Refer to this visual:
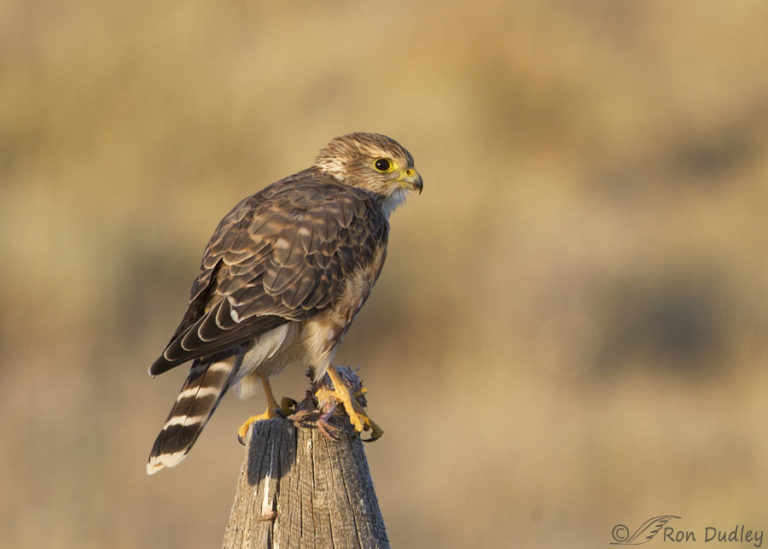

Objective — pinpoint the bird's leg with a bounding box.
[237,374,283,443]
[325,366,384,441]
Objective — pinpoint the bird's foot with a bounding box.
[356,407,384,442]
[321,366,384,441]
[238,375,297,444]
[237,405,282,445]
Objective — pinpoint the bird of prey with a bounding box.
[146,132,423,474]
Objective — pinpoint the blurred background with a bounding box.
[2,1,768,547]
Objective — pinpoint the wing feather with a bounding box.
[149,169,388,376]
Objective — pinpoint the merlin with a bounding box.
[147,133,423,474]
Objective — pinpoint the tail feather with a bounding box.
[147,354,240,474]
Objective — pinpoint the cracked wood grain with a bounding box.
[221,416,389,549]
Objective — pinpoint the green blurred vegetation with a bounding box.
[2,1,768,547]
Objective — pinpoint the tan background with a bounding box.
[2,1,768,547]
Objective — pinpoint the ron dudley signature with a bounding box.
[611,516,764,547]
[665,524,763,547]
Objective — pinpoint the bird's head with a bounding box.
[314,133,423,215]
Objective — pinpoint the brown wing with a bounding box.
[149,169,388,375]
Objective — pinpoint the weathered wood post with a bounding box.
[222,369,390,549]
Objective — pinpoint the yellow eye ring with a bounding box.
[374,158,392,172]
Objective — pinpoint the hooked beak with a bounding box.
[397,168,423,195]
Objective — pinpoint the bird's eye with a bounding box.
[374,158,391,172]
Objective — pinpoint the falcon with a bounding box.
[146,132,423,474]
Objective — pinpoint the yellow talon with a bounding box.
[237,408,277,442]
[326,366,364,431]
[326,367,383,440]
[237,373,282,444]
[365,419,384,442]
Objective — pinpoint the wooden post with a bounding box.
[222,370,390,549]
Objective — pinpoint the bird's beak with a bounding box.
[397,168,423,195]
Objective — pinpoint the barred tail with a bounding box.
[147,354,239,475]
